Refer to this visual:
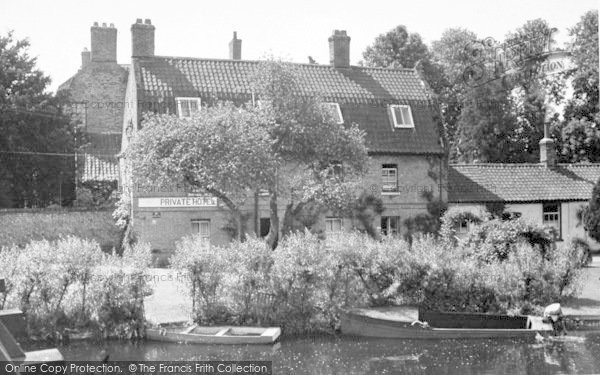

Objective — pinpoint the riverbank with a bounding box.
[143,256,600,328]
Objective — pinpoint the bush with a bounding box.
[0,237,151,340]
[169,227,583,335]
[567,237,593,267]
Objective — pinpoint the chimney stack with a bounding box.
[328,30,350,68]
[90,22,117,62]
[131,18,155,57]
[229,31,242,60]
[539,123,557,167]
[81,48,91,68]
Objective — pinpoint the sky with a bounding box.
[1,0,597,93]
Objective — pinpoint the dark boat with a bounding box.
[341,306,554,339]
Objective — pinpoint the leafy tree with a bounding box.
[455,80,520,163]
[503,19,565,163]
[0,32,78,207]
[431,28,479,160]
[251,61,370,248]
[126,61,370,247]
[559,10,600,162]
[362,25,430,69]
[124,103,277,241]
[582,177,600,243]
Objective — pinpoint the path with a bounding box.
[563,255,600,316]
[143,268,193,326]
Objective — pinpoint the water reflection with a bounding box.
[58,333,600,375]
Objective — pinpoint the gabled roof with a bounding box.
[449,163,600,203]
[132,56,443,154]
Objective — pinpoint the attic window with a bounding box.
[323,103,344,124]
[390,105,414,128]
[176,97,201,118]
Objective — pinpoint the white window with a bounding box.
[191,219,210,241]
[543,203,561,238]
[381,216,400,236]
[176,97,201,118]
[323,103,344,124]
[382,164,398,192]
[325,217,343,233]
[390,105,414,128]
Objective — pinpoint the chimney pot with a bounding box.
[329,29,351,68]
[131,19,155,57]
[93,22,99,27]
[229,31,242,60]
[144,19,151,25]
[110,23,115,28]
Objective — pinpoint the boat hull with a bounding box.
[146,326,281,345]
[341,307,553,339]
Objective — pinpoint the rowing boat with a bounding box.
[340,306,554,339]
[146,325,281,345]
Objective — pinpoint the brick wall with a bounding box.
[63,62,128,136]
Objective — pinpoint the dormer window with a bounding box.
[390,105,414,128]
[176,97,201,119]
[323,103,344,124]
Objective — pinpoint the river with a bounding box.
[57,334,600,374]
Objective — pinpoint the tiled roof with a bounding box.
[449,163,600,203]
[133,57,443,154]
[81,154,119,182]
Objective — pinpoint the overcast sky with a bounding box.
[1,0,597,93]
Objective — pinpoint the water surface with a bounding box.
[58,334,600,374]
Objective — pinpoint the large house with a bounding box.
[448,128,600,249]
[118,19,446,254]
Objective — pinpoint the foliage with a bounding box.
[171,228,582,334]
[558,10,600,162]
[250,60,370,246]
[362,25,430,69]
[439,206,491,242]
[0,237,151,339]
[583,177,600,242]
[74,180,119,209]
[566,237,593,268]
[124,103,277,241]
[0,31,81,208]
[455,217,557,262]
[0,210,121,251]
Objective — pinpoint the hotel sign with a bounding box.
[138,196,217,208]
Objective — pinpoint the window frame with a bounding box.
[381,164,398,193]
[191,219,211,241]
[381,216,400,236]
[325,217,343,234]
[390,104,415,128]
[176,97,202,119]
[323,102,344,124]
[542,202,561,239]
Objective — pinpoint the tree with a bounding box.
[251,60,370,248]
[125,61,370,247]
[503,19,565,163]
[431,28,479,160]
[362,25,430,69]
[124,103,277,241]
[582,177,600,243]
[0,32,78,207]
[559,10,600,162]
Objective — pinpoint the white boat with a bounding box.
[146,325,281,345]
